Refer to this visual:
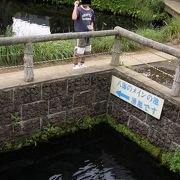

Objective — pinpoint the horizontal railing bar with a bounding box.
[1,26,180,95]
[115,26,180,58]
[0,30,118,46]
[1,27,180,58]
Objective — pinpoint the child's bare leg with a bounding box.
[80,56,85,64]
[73,55,79,65]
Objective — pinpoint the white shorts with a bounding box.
[74,38,92,56]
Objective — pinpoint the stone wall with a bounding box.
[0,66,180,151]
[0,70,112,147]
[109,67,180,151]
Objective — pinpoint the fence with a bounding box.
[0,26,180,96]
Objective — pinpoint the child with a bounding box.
[72,0,95,69]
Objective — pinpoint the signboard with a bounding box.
[110,76,164,119]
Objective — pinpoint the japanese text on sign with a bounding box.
[110,76,164,119]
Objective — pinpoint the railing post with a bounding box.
[111,34,121,66]
[171,58,180,96]
[24,42,34,82]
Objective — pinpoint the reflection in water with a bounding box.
[12,17,50,36]
[0,0,150,36]
[71,152,135,180]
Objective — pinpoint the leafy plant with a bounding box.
[10,112,21,131]
[48,0,167,22]
[163,18,180,42]
[170,149,180,173]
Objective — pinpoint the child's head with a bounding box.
[81,0,91,5]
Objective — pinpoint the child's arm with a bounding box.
[88,10,95,31]
[72,1,79,20]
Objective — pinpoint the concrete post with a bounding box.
[111,34,121,66]
[24,42,34,82]
[171,58,180,96]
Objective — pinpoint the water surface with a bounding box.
[0,124,178,180]
[0,0,150,36]
[132,61,176,88]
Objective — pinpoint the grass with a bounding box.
[33,40,74,63]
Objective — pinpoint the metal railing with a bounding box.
[0,26,180,96]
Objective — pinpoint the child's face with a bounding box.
[82,4,90,8]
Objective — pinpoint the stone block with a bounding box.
[168,123,180,145]
[161,100,179,123]
[49,97,64,114]
[0,123,24,146]
[0,105,21,126]
[92,101,107,116]
[95,89,109,102]
[22,101,48,120]
[68,75,91,94]
[91,71,112,90]
[147,115,173,133]
[44,111,66,127]
[129,116,149,137]
[111,102,129,125]
[66,106,90,124]
[148,128,171,150]
[94,73,111,102]
[49,95,73,114]
[0,89,13,107]
[91,75,97,90]
[169,142,180,151]
[96,72,112,89]
[14,85,41,104]
[10,123,24,143]
[0,125,12,143]
[109,95,136,115]
[131,106,146,121]
[42,79,67,100]
[107,101,112,114]
[21,118,41,135]
[73,90,94,107]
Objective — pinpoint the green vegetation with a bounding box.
[163,18,180,42]
[33,40,74,63]
[36,0,166,22]
[0,26,24,66]
[170,150,180,173]
[1,17,180,66]
[93,0,166,22]
[2,116,105,152]
[2,114,180,173]
[10,112,21,132]
[0,45,23,66]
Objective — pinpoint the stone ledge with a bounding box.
[114,66,180,104]
[0,64,113,90]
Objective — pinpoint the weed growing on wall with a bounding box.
[170,149,180,173]
[10,112,21,132]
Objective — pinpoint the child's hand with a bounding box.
[87,25,94,31]
[74,1,79,7]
